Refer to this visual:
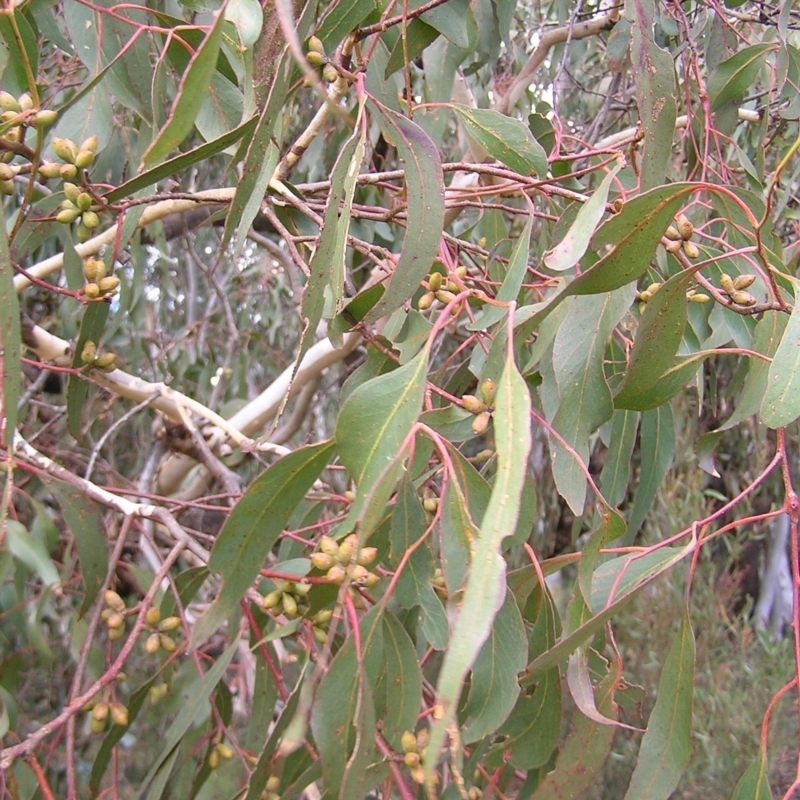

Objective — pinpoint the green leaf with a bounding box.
[310,606,383,798]
[423,0,473,48]
[760,280,800,428]
[395,542,449,650]
[317,0,377,50]
[300,101,367,360]
[719,312,786,430]
[337,346,429,535]
[385,19,440,78]
[623,404,675,544]
[461,591,528,742]
[191,440,335,648]
[614,270,691,408]
[624,609,695,799]
[0,9,37,92]
[627,0,678,190]
[140,9,226,169]
[600,409,640,507]
[136,640,238,799]
[6,520,61,589]
[708,44,775,111]
[378,613,422,749]
[48,483,108,616]
[529,657,620,798]
[468,214,532,330]
[0,201,19,448]
[550,289,632,514]
[427,334,531,780]
[450,104,547,177]
[544,160,622,271]
[363,101,444,323]
[487,587,562,771]
[731,752,771,800]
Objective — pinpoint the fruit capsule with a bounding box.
[733,274,756,290]
[461,394,487,415]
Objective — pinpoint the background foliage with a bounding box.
[2,0,800,798]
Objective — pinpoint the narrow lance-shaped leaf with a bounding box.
[708,44,775,111]
[140,9,226,169]
[760,277,800,428]
[363,101,444,323]
[0,200,19,448]
[731,751,772,800]
[426,325,532,782]
[449,104,547,177]
[623,608,695,800]
[191,440,335,648]
[614,269,691,408]
[627,0,677,190]
[551,289,632,515]
[544,159,623,271]
[300,99,367,361]
[336,345,429,536]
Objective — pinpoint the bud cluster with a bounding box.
[142,605,182,656]
[309,533,380,588]
[80,339,117,373]
[462,377,496,436]
[418,266,469,313]
[305,36,338,84]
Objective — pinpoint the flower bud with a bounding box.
[719,273,735,295]
[63,182,82,203]
[311,552,335,571]
[52,136,78,163]
[733,274,756,290]
[81,210,100,229]
[0,91,19,112]
[422,497,438,513]
[462,394,487,415]
[77,192,93,212]
[81,339,97,363]
[472,410,491,436]
[80,135,99,153]
[145,632,161,654]
[98,275,120,294]
[145,607,161,626]
[326,564,346,584]
[60,163,78,179]
[401,731,418,753]
[307,35,325,55]
[479,378,496,407]
[357,547,377,566]
[281,592,298,616]
[337,534,359,563]
[94,353,117,370]
[417,291,434,310]
[38,162,61,179]
[109,702,129,727]
[92,701,109,722]
[75,150,94,169]
[263,588,283,609]
[83,282,101,299]
[676,213,694,240]
[159,634,177,653]
[57,207,81,224]
[682,241,699,259]
[104,590,125,611]
[428,272,443,292]
[320,535,339,556]
[731,290,756,307]
[158,616,181,632]
[17,93,33,112]
[34,109,57,128]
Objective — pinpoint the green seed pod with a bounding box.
[310,552,335,571]
[479,378,496,407]
[733,274,756,290]
[422,497,438,513]
[98,275,120,294]
[158,616,181,632]
[0,91,20,112]
[320,535,339,557]
[145,607,161,626]
[472,410,491,436]
[281,592,298,616]
[63,182,81,203]
[107,611,125,629]
[337,534,359,563]
[346,563,370,583]
[104,589,125,611]
[60,163,78,180]
[77,192,93,212]
[159,634,177,653]
[731,290,757,306]
[312,625,329,644]
[38,162,62,179]
[676,213,694,241]
[461,394,487,415]
[81,210,100,229]
[94,353,117,370]
[293,581,311,596]
[306,50,327,67]
[57,207,81,224]
[263,588,283,609]
[357,547,377,566]
[428,271,443,292]
[90,716,107,734]
[689,292,711,303]
[217,742,234,759]
[52,136,78,163]
[307,35,325,55]
[74,149,94,169]
[110,703,129,727]
[326,564,346,584]
[682,240,700,259]
[417,291,435,310]
[313,608,333,624]
[34,109,58,128]
[719,273,735,295]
